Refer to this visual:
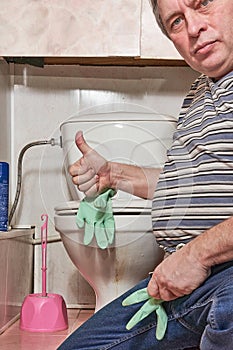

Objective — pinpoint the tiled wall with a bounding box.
[0,0,140,56]
[0,0,180,59]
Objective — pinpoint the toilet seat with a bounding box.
[55,197,156,251]
[55,198,152,216]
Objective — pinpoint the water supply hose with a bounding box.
[9,138,61,225]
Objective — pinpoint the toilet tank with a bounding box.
[60,111,177,201]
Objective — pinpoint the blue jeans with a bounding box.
[58,261,233,350]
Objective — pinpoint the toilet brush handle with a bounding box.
[41,214,48,297]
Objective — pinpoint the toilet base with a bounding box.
[60,232,164,311]
[93,278,149,312]
[55,212,165,312]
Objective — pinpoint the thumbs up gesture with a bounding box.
[69,131,112,197]
[69,131,116,248]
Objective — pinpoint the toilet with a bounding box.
[54,111,176,311]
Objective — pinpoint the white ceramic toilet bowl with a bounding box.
[55,111,176,311]
[54,199,164,311]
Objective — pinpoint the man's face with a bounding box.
[158,0,233,79]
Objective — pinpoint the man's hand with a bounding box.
[147,242,211,301]
[69,131,112,197]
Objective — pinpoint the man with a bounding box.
[58,0,233,348]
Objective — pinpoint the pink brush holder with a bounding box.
[20,293,68,332]
[20,214,68,332]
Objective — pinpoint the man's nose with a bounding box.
[186,11,208,37]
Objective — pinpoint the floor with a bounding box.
[0,308,94,350]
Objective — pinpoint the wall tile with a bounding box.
[0,0,140,56]
[141,0,181,59]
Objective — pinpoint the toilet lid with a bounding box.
[55,198,152,215]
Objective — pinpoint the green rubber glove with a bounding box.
[76,189,116,249]
[122,288,168,340]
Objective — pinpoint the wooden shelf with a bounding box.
[44,56,187,67]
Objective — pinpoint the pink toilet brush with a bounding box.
[41,213,48,298]
[20,214,68,332]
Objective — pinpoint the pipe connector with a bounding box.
[50,136,62,148]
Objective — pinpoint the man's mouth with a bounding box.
[193,40,217,55]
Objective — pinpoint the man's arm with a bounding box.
[108,161,161,200]
[69,131,161,199]
[148,216,233,301]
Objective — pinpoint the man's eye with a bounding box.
[172,17,182,27]
[201,0,213,6]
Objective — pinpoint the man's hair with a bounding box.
[149,0,170,38]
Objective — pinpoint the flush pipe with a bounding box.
[9,137,62,225]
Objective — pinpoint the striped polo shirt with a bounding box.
[152,71,233,253]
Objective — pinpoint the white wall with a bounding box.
[10,64,199,306]
[0,60,11,163]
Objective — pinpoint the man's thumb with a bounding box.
[75,131,92,155]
